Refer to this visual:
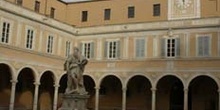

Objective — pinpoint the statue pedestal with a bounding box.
[59,94,90,110]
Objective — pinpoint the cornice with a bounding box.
[76,17,220,36]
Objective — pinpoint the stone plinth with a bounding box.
[59,94,90,110]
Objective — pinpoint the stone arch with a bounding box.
[126,74,152,110]
[186,73,220,89]
[125,73,153,89]
[16,66,38,82]
[0,62,16,108]
[99,74,123,109]
[187,74,219,110]
[38,70,56,110]
[83,75,96,110]
[38,69,57,84]
[154,73,185,89]
[98,73,123,88]
[156,75,185,110]
[15,67,36,109]
[0,62,16,81]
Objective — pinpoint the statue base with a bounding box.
[59,94,90,110]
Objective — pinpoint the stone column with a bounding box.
[151,88,157,110]
[218,89,220,110]
[95,87,100,110]
[184,88,188,110]
[9,80,17,110]
[53,84,59,110]
[122,88,127,110]
[33,82,40,110]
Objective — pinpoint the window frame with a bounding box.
[50,7,55,18]
[34,1,40,13]
[134,37,146,58]
[25,26,35,50]
[196,34,212,57]
[105,39,120,60]
[81,11,88,22]
[81,41,94,59]
[104,8,111,20]
[0,18,13,44]
[16,0,23,6]
[65,41,71,57]
[128,6,135,18]
[153,4,161,16]
[161,36,180,58]
[47,35,54,54]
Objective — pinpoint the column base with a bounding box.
[58,94,90,110]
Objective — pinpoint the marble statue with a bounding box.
[64,47,88,95]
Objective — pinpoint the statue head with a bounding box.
[73,47,80,58]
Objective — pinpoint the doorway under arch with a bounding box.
[188,76,218,110]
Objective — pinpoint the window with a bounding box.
[197,35,211,57]
[1,21,10,44]
[105,40,120,59]
[35,1,40,12]
[82,11,88,22]
[81,42,94,59]
[153,4,161,16]
[50,7,55,18]
[128,6,135,18]
[65,41,71,57]
[161,37,180,58]
[26,29,34,49]
[135,38,146,58]
[47,35,53,53]
[104,9,111,20]
[16,0,23,5]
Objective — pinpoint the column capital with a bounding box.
[95,87,100,90]
[10,80,17,83]
[151,88,157,91]
[34,82,40,86]
[54,84,60,88]
[122,87,127,91]
[184,88,188,92]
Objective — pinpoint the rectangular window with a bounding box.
[26,29,34,49]
[65,41,71,57]
[82,11,88,22]
[81,42,94,59]
[47,35,53,53]
[16,0,23,5]
[161,38,180,58]
[128,6,135,18]
[105,40,120,59]
[35,1,40,12]
[153,4,161,16]
[104,9,111,20]
[197,36,211,57]
[1,21,10,44]
[135,38,146,58]
[50,7,55,18]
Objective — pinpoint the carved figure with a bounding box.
[64,47,88,94]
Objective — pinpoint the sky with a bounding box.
[61,0,91,2]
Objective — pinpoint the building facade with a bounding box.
[0,0,220,110]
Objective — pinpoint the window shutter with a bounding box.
[117,41,120,58]
[90,42,94,58]
[104,41,108,58]
[204,36,210,56]
[161,38,166,57]
[175,38,180,57]
[135,39,140,57]
[197,37,203,56]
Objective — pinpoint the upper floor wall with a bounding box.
[4,0,220,27]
